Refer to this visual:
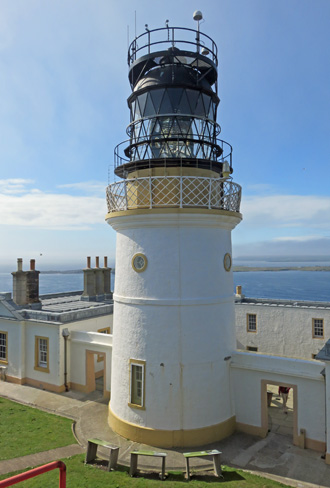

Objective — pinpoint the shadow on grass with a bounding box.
[86,460,246,484]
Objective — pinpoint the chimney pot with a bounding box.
[30,259,36,271]
[95,256,99,268]
[236,285,242,295]
[87,256,91,269]
[104,256,108,268]
[17,258,23,272]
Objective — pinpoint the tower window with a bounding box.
[129,360,145,408]
[313,319,324,338]
[247,314,257,332]
[0,332,8,364]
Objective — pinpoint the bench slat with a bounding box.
[184,449,221,458]
[88,438,116,449]
[131,450,166,457]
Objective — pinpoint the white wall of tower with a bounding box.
[109,211,241,433]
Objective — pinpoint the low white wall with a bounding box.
[67,315,113,333]
[235,302,330,359]
[231,351,326,444]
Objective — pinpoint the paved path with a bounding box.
[0,381,328,487]
[0,445,84,476]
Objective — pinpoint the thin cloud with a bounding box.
[241,194,330,229]
[57,181,106,195]
[0,178,34,194]
[0,187,106,230]
[274,235,324,242]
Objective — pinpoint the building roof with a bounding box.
[0,291,113,324]
[235,296,330,310]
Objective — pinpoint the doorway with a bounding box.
[86,350,107,397]
[261,380,298,445]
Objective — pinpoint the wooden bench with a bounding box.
[183,449,222,480]
[85,438,119,471]
[130,450,167,481]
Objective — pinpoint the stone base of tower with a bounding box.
[108,405,236,448]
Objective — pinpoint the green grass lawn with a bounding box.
[0,454,288,487]
[0,397,76,460]
[0,397,288,487]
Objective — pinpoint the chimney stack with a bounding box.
[81,255,112,301]
[235,285,244,299]
[12,258,40,306]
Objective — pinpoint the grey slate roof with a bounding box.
[0,291,113,324]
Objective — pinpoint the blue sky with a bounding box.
[1,0,330,270]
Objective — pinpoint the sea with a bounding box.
[1,258,330,302]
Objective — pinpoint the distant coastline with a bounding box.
[233,266,330,272]
[40,269,114,275]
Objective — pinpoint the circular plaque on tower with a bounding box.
[132,253,148,273]
[223,252,232,272]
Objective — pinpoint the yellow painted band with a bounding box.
[106,207,243,221]
[108,405,236,448]
[128,167,220,178]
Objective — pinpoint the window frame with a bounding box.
[0,331,8,365]
[128,359,146,410]
[313,318,324,339]
[34,336,50,373]
[246,313,257,333]
[246,346,258,352]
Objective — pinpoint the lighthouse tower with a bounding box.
[106,14,242,448]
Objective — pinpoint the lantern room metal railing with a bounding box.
[128,26,218,92]
[114,138,233,177]
[128,26,218,67]
[106,176,241,214]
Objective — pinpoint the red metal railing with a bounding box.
[0,460,66,487]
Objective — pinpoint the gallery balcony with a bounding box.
[106,175,241,214]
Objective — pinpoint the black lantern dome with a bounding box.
[114,23,233,179]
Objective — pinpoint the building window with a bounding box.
[313,319,324,338]
[97,327,111,361]
[129,359,145,408]
[34,337,49,372]
[247,314,257,332]
[0,332,8,364]
[247,346,258,352]
[98,327,111,334]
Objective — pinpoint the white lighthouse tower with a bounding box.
[106,14,242,447]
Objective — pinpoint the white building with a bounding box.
[0,257,113,396]
[235,290,330,359]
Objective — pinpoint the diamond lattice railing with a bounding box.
[106,176,241,213]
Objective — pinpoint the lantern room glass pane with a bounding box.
[178,90,191,115]
[135,97,142,119]
[150,89,164,114]
[130,100,136,122]
[159,90,172,114]
[202,94,212,117]
[195,94,205,117]
[138,92,147,117]
[186,89,199,114]
[168,88,183,113]
[144,92,156,117]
